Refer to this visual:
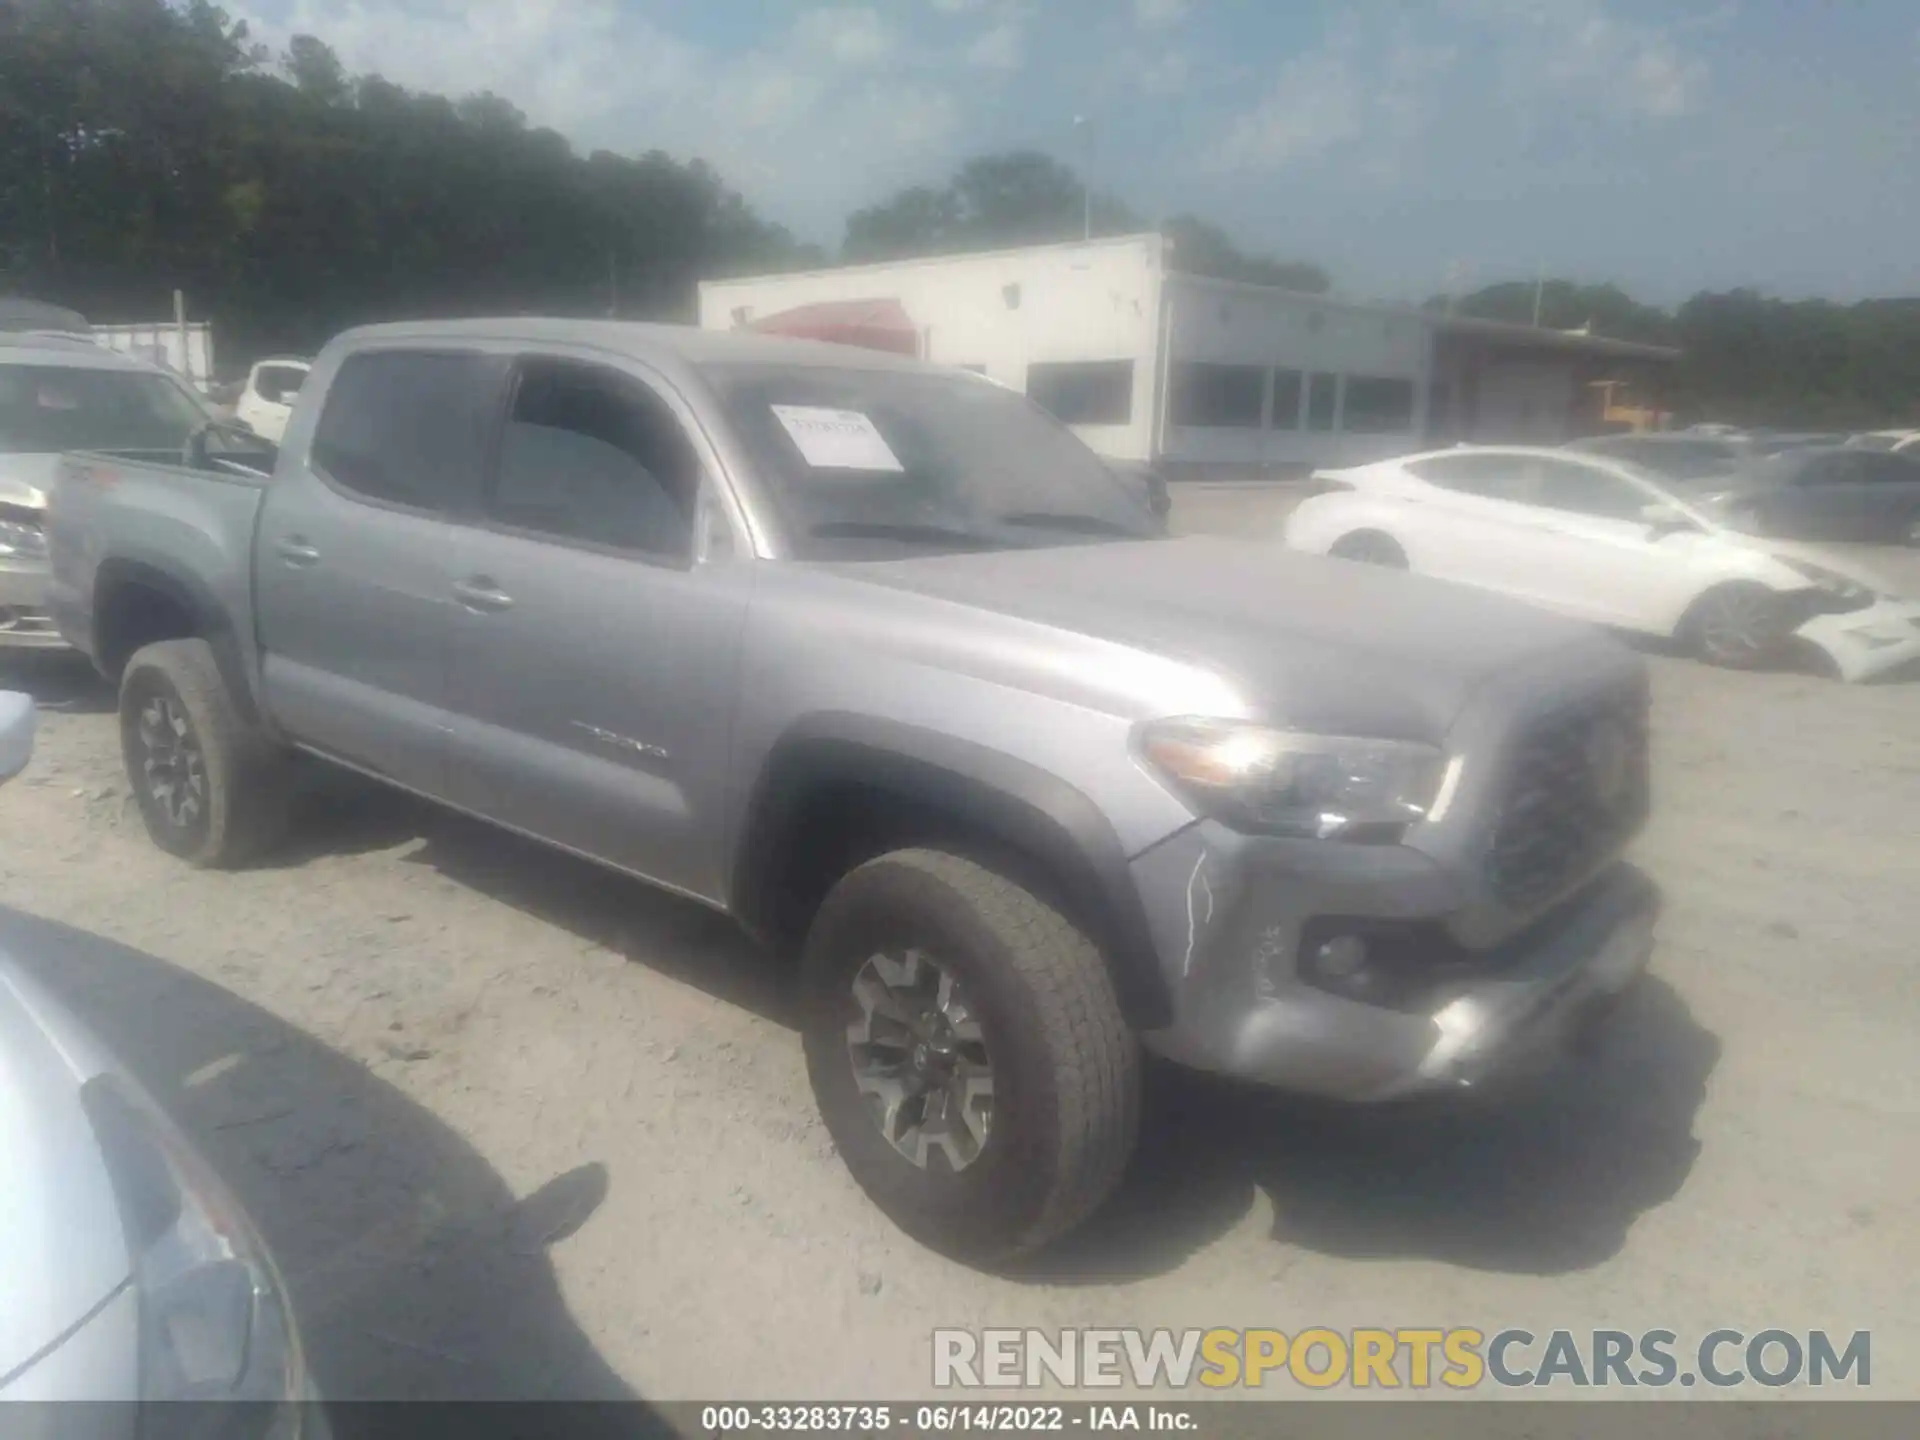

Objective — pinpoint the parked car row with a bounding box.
[1287,442,1920,681]
[1569,430,1920,545]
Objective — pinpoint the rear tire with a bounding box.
[1683,582,1792,669]
[800,848,1140,1264]
[119,638,290,867]
[1329,530,1408,568]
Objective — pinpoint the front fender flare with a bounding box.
[732,713,1173,1030]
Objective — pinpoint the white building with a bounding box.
[697,234,1677,476]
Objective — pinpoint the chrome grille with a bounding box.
[1487,683,1650,911]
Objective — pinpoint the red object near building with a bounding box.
[747,298,920,357]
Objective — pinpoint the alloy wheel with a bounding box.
[135,693,206,829]
[846,948,995,1172]
[1696,588,1778,664]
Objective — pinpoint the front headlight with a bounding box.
[79,1074,306,1414]
[1780,557,1874,603]
[0,516,47,559]
[1136,717,1447,839]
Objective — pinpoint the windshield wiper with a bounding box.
[996,511,1142,536]
[807,519,997,548]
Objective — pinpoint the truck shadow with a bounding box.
[1024,974,1720,1283]
[263,766,795,1027]
[0,646,116,714]
[0,904,659,1409]
[242,773,1721,1285]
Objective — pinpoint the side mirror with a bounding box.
[0,691,36,783]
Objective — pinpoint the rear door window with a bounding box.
[1530,457,1652,519]
[309,350,503,514]
[1406,452,1535,501]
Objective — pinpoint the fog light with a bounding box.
[1306,934,1376,998]
[1314,934,1368,977]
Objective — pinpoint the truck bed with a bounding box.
[46,451,268,669]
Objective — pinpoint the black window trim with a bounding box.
[305,345,511,525]
[1024,358,1136,427]
[1339,374,1418,435]
[1167,359,1267,431]
[1268,367,1304,432]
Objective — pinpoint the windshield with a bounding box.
[0,362,208,455]
[702,362,1153,555]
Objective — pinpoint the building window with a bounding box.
[1026,360,1133,425]
[1305,372,1337,432]
[1270,368,1303,430]
[1342,376,1416,433]
[1169,361,1264,429]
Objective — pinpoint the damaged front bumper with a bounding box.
[1128,822,1658,1102]
[0,556,64,648]
[1795,596,1920,682]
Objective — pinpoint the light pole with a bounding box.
[1072,114,1092,240]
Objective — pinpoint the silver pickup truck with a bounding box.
[47,319,1657,1261]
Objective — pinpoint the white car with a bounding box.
[0,691,317,1417]
[1849,428,1920,456]
[1284,445,1920,681]
[2,333,214,648]
[233,357,310,444]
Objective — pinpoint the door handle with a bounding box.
[275,537,321,566]
[453,578,514,613]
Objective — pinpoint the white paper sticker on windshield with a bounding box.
[770,405,904,472]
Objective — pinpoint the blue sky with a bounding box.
[239,0,1920,305]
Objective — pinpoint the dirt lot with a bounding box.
[2,491,1917,1404]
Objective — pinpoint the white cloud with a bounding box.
[1134,0,1191,29]
[236,1,958,241]
[928,0,985,12]
[792,7,896,67]
[1211,45,1365,172]
[1211,1,1706,175]
[240,0,701,137]
[966,20,1024,72]
[1123,49,1192,96]
[1445,0,1705,118]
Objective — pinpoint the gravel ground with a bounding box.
[1,498,1916,1407]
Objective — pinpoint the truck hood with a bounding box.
[0,960,134,1386]
[833,537,1622,738]
[0,453,58,510]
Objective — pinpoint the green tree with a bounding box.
[841,150,1141,261]
[1432,279,1673,345]
[1160,213,1328,293]
[0,0,812,362]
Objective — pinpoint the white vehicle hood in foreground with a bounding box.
[0,961,133,1386]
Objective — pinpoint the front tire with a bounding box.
[1683,582,1793,669]
[119,638,290,867]
[800,849,1140,1264]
